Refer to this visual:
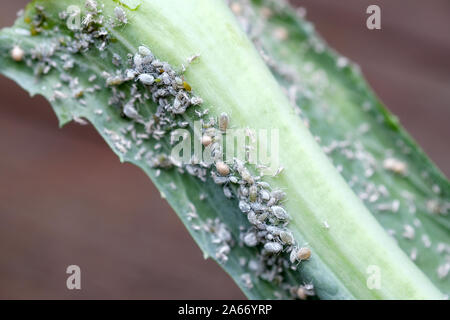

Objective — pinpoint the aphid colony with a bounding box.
[230,0,450,288]
[12,0,313,299]
[197,113,312,295]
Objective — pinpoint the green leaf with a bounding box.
[0,0,446,299]
[242,0,450,294]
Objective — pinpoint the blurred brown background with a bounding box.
[0,0,449,299]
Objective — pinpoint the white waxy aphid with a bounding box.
[219,112,229,132]
[11,45,24,62]
[138,73,155,85]
[402,224,415,240]
[279,231,294,245]
[216,161,230,176]
[264,242,282,254]
[383,158,407,175]
[271,189,286,201]
[187,54,200,64]
[290,247,298,264]
[114,6,127,24]
[243,233,258,247]
[257,212,268,222]
[271,206,288,220]
[266,226,282,236]
[247,211,258,225]
[421,234,432,248]
[191,96,203,105]
[437,263,450,279]
[240,273,253,289]
[259,190,270,202]
[123,103,140,120]
[229,176,238,184]
[238,200,251,213]
[223,186,232,199]
[85,0,97,11]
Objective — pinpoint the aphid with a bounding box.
[216,161,230,176]
[223,186,232,199]
[257,212,268,222]
[383,158,407,175]
[259,189,270,202]
[257,181,270,189]
[249,185,258,202]
[296,247,311,261]
[297,284,315,300]
[187,54,200,64]
[271,189,286,201]
[437,262,450,279]
[112,53,122,66]
[266,226,282,236]
[85,0,97,11]
[138,73,155,85]
[243,233,258,247]
[264,242,283,254]
[271,206,289,220]
[240,186,249,197]
[247,211,258,225]
[250,202,265,213]
[229,176,238,184]
[123,102,140,120]
[289,247,298,264]
[52,90,67,100]
[191,96,203,105]
[421,234,431,248]
[114,6,128,24]
[239,200,251,213]
[201,135,212,146]
[11,45,24,62]
[240,273,253,289]
[72,116,88,125]
[106,75,123,86]
[279,231,294,245]
[402,224,415,240]
[219,112,229,132]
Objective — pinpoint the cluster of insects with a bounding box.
[9,0,315,300]
[229,0,450,288]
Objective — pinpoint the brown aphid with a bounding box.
[216,161,230,176]
[11,45,24,62]
[219,112,229,132]
[297,287,308,300]
[202,135,212,147]
[297,247,311,261]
